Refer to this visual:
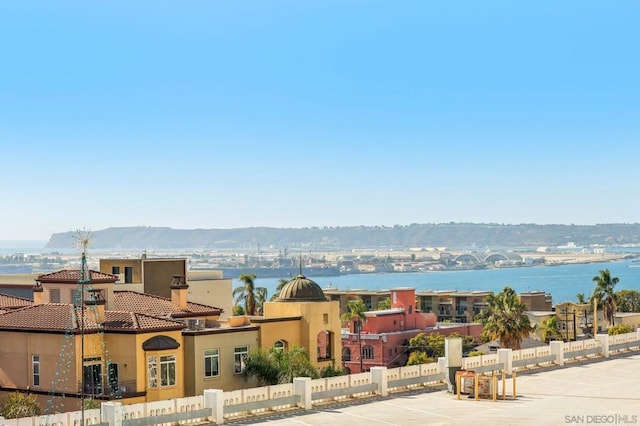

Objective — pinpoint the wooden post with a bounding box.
[456,372,461,400]
[593,297,598,336]
[492,371,497,402]
[474,373,479,401]
[512,371,517,399]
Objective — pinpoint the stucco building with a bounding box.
[340,288,482,373]
[0,270,222,413]
[253,273,342,371]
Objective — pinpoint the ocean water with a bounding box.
[244,258,640,305]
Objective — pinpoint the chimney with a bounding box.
[84,289,106,324]
[32,281,44,305]
[170,275,189,310]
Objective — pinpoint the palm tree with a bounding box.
[591,269,619,327]
[376,297,391,310]
[340,299,367,325]
[233,273,267,316]
[243,346,317,385]
[255,287,268,315]
[270,278,290,301]
[537,317,563,342]
[479,286,532,350]
[576,293,587,304]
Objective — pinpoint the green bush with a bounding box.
[608,324,633,335]
[0,392,41,419]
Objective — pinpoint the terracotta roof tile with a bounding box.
[103,311,184,331]
[0,304,101,332]
[0,293,33,310]
[37,269,118,284]
[0,305,184,332]
[113,290,222,318]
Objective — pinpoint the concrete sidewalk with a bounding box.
[226,353,640,426]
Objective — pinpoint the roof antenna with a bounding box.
[299,253,303,275]
[73,228,91,426]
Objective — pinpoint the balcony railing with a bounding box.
[78,380,137,399]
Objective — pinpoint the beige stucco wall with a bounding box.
[186,271,233,320]
[0,273,39,284]
[256,319,302,350]
[183,327,259,395]
[136,329,185,402]
[262,300,342,370]
[615,314,640,330]
[0,331,75,392]
[100,259,144,283]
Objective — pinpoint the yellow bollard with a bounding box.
[513,371,517,399]
[502,370,506,400]
[456,373,461,400]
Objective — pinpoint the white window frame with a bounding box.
[160,355,176,387]
[204,349,220,378]
[147,356,158,388]
[234,346,248,375]
[32,355,40,387]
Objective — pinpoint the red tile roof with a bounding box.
[113,290,223,318]
[37,270,118,284]
[0,304,101,332]
[0,304,184,332]
[103,311,185,331]
[0,293,33,310]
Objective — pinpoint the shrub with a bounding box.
[608,324,633,335]
[0,392,41,419]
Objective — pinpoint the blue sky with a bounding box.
[1,1,639,241]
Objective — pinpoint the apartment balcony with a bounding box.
[79,380,138,399]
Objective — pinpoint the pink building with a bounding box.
[341,288,482,373]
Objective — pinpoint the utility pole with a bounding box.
[355,319,363,373]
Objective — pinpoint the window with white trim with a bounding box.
[32,355,40,387]
[147,356,158,388]
[204,349,219,378]
[234,346,248,374]
[160,355,176,386]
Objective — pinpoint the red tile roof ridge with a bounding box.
[37,269,118,283]
[113,290,223,315]
[0,293,34,309]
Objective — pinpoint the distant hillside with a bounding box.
[44,224,640,250]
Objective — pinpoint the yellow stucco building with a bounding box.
[254,273,342,371]
[0,262,343,415]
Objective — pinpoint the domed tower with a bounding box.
[255,272,341,370]
[277,273,327,302]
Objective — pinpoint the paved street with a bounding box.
[227,353,640,426]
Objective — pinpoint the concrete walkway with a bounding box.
[226,353,640,426]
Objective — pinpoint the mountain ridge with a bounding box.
[44,223,640,250]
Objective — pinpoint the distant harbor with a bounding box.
[246,258,640,306]
[215,266,342,278]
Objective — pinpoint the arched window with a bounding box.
[317,330,332,361]
[362,345,374,359]
[274,340,287,351]
[342,347,351,362]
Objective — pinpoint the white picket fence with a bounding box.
[3,330,639,426]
